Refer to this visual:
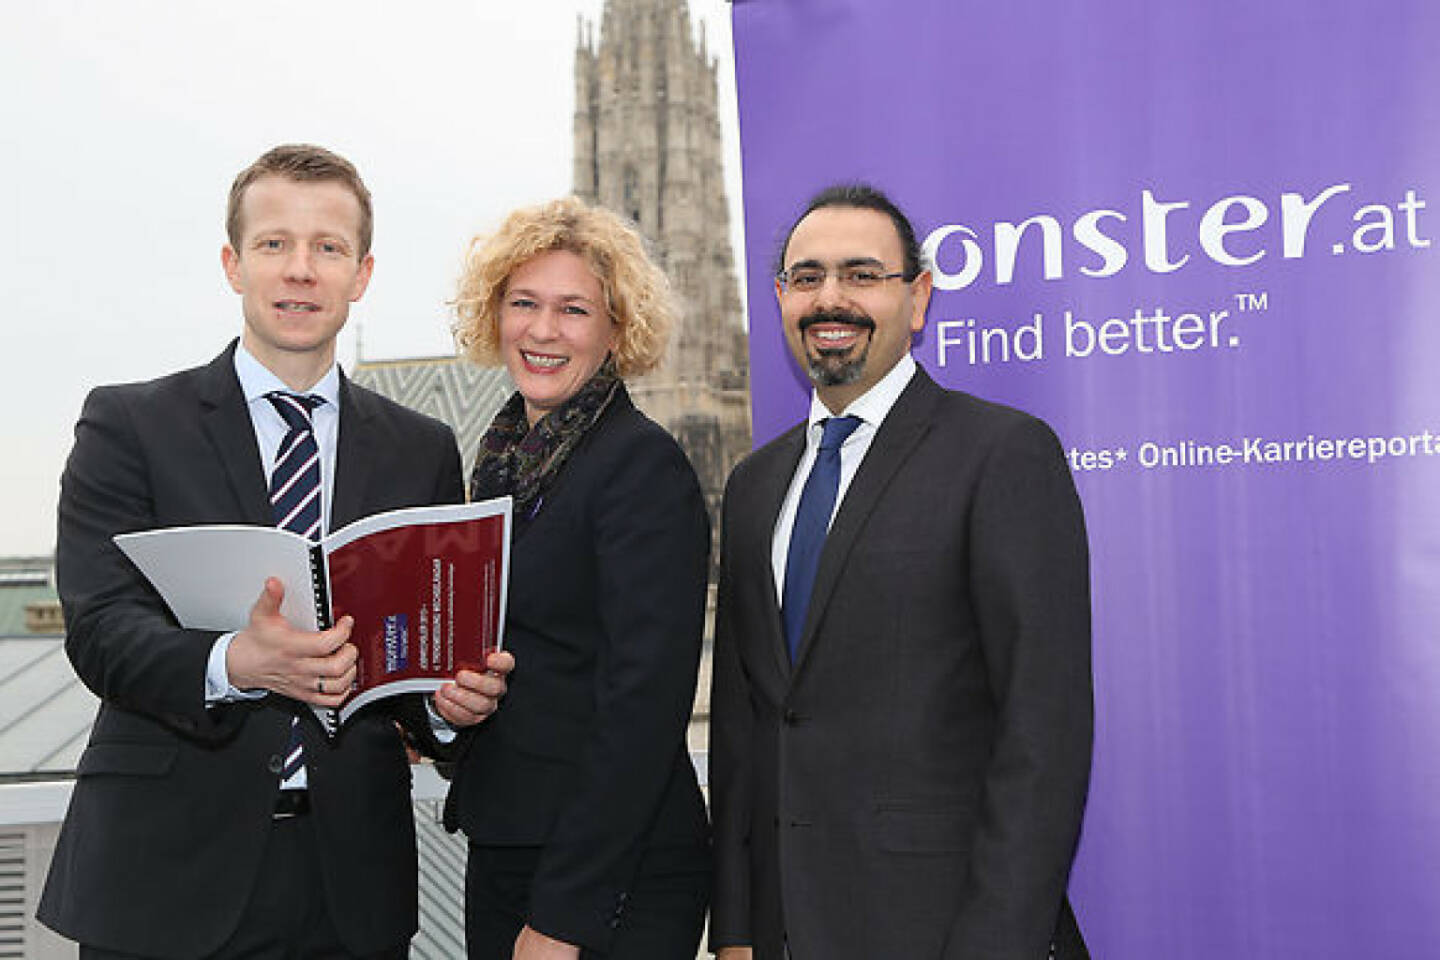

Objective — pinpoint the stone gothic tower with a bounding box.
[574,0,751,527]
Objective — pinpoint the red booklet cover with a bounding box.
[326,503,509,724]
[115,498,512,732]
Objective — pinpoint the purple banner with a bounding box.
[732,1,1440,956]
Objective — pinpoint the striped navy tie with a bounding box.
[266,391,325,781]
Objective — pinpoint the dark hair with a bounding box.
[226,144,373,257]
[775,183,923,280]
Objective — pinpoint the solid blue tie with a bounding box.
[266,391,325,781]
[782,415,862,661]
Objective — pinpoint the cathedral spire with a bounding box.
[573,0,751,537]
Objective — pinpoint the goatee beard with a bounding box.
[807,348,868,386]
[799,309,874,387]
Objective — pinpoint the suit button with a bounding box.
[267,754,284,775]
[783,710,801,726]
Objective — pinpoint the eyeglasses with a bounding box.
[776,264,908,294]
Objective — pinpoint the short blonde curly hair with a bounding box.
[453,196,675,377]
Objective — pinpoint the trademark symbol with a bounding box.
[1234,291,1268,312]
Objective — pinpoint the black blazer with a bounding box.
[38,342,463,958]
[709,367,1093,960]
[444,385,711,954]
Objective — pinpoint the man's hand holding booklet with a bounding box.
[115,497,512,733]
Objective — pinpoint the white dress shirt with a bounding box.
[234,344,341,528]
[204,344,341,787]
[770,352,918,594]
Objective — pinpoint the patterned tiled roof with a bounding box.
[351,356,513,477]
[0,638,97,776]
[412,797,468,958]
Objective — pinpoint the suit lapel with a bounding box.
[331,373,375,529]
[751,426,807,679]
[197,342,272,526]
[792,370,940,669]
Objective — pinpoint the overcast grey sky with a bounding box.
[0,0,743,556]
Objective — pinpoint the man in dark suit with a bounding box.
[709,184,1092,960]
[38,144,510,959]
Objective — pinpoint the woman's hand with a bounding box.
[512,924,581,960]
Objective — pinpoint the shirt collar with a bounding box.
[233,342,341,409]
[805,352,917,433]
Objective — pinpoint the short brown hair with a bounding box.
[453,196,674,378]
[226,144,374,257]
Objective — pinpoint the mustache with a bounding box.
[798,310,876,334]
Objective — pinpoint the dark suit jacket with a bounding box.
[443,386,711,953]
[38,341,463,958]
[709,367,1092,960]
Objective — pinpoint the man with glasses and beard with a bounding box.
[708,185,1093,960]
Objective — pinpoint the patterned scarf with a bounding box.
[469,357,621,525]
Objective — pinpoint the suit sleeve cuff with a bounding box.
[425,695,457,743]
[205,632,266,706]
